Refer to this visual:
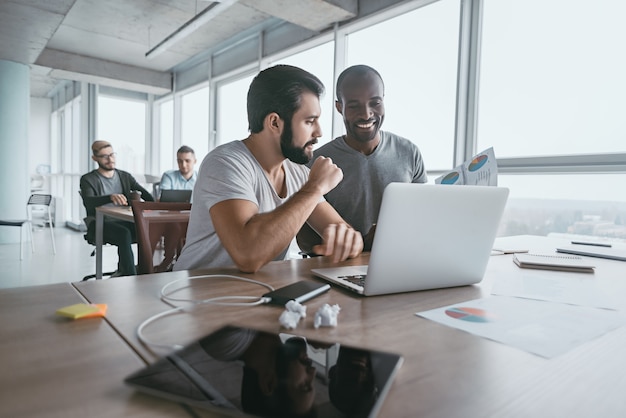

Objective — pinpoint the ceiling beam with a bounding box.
[240,0,358,31]
[35,49,172,95]
[146,0,240,60]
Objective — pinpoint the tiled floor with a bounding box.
[0,225,121,289]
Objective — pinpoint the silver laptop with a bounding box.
[312,183,509,296]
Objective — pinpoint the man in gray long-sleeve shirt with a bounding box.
[80,140,153,276]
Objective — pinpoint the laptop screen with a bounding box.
[125,325,403,417]
[159,189,192,203]
[312,184,510,296]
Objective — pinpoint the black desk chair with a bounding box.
[81,222,117,281]
[78,190,118,280]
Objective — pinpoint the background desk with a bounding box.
[0,283,194,417]
[94,205,190,279]
[73,235,626,417]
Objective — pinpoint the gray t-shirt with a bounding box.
[311,131,427,236]
[98,170,123,195]
[174,140,311,270]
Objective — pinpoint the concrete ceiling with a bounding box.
[0,0,357,98]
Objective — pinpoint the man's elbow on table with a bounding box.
[230,253,267,274]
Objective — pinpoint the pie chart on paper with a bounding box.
[468,154,488,171]
[441,171,460,184]
[445,306,493,323]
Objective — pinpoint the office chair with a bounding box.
[0,194,56,260]
[78,190,117,281]
[80,226,117,281]
[130,201,191,274]
[0,219,33,260]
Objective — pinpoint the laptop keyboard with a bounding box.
[339,274,367,287]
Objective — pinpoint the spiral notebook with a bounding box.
[513,253,596,273]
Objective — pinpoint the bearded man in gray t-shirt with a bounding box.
[298,65,427,252]
[174,65,364,273]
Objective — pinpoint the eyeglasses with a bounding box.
[95,152,116,159]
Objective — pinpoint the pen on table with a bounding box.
[571,241,612,248]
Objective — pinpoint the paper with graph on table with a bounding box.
[435,147,497,186]
[416,296,626,358]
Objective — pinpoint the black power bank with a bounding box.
[262,281,330,306]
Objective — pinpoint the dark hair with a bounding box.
[91,140,112,155]
[335,65,384,102]
[247,65,325,134]
[177,145,195,155]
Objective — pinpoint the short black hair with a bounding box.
[335,65,384,102]
[247,65,325,134]
[177,145,195,155]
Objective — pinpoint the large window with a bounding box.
[181,85,209,161]
[97,95,147,174]
[271,41,335,147]
[69,97,82,223]
[345,0,461,170]
[478,0,626,157]
[158,98,174,174]
[498,174,626,240]
[215,74,255,147]
[49,96,83,226]
[478,0,626,242]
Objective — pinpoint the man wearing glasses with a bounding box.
[80,140,154,277]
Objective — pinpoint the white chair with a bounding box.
[0,194,56,260]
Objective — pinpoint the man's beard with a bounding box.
[280,120,315,165]
[98,162,115,171]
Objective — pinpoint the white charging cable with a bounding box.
[136,274,274,353]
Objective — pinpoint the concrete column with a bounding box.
[0,60,30,244]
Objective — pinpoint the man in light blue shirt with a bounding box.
[157,145,197,271]
[160,145,197,193]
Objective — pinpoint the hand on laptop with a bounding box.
[312,223,363,263]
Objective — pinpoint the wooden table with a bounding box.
[94,205,190,279]
[73,235,626,417]
[0,283,194,417]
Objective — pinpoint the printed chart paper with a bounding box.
[491,271,619,310]
[435,147,498,186]
[416,296,626,358]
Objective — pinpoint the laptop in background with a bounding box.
[159,189,192,203]
[312,183,509,296]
